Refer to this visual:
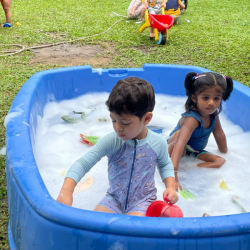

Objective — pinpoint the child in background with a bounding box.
[57,77,178,216]
[180,0,187,12]
[142,0,166,38]
[127,0,144,20]
[165,0,185,24]
[168,72,233,191]
[1,0,12,27]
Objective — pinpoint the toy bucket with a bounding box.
[146,198,183,218]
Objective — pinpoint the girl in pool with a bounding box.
[57,77,178,216]
[168,72,233,191]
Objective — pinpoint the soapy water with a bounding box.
[34,92,250,217]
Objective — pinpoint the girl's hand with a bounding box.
[57,190,73,206]
[163,187,178,204]
[174,173,182,191]
[175,179,182,192]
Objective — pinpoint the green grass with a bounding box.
[0,0,250,248]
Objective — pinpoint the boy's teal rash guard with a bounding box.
[66,129,174,184]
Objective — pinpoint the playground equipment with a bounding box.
[139,8,174,45]
[6,64,250,250]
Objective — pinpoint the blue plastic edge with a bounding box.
[5,64,250,240]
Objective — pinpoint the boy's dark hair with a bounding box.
[106,77,155,119]
[184,72,233,113]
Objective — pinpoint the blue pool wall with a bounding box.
[6,64,250,250]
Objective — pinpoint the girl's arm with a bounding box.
[143,0,148,8]
[170,117,198,190]
[213,115,227,153]
[171,117,198,171]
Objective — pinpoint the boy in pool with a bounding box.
[1,0,12,27]
[57,77,178,216]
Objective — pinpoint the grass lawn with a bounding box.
[0,0,249,248]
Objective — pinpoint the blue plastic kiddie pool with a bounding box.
[6,64,250,250]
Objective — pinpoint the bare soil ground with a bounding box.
[30,43,117,67]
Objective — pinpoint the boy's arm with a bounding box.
[57,132,121,206]
[162,176,178,204]
[57,178,76,206]
[155,135,177,202]
[213,115,227,153]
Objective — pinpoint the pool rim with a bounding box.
[6,64,250,240]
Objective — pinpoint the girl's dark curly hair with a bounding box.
[184,72,233,113]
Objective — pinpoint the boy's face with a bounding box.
[110,112,152,141]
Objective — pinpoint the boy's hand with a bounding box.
[57,189,73,206]
[163,187,178,204]
[161,3,166,8]
[56,178,76,206]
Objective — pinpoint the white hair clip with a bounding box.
[192,74,206,81]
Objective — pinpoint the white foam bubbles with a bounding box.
[34,93,250,217]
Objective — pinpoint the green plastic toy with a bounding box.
[80,134,100,146]
[61,111,85,123]
[232,196,247,213]
[179,189,195,200]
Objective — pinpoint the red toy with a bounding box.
[139,8,174,45]
[80,134,99,146]
[149,13,174,32]
[146,196,183,217]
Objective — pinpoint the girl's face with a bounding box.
[192,86,223,116]
[110,112,152,141]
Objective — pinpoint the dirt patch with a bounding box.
[1,197,8,207]
[30,43,117,67]
[134,45,157,55]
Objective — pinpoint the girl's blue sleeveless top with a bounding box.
[169,110,216,151]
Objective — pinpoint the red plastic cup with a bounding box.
[146,197,183,218]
